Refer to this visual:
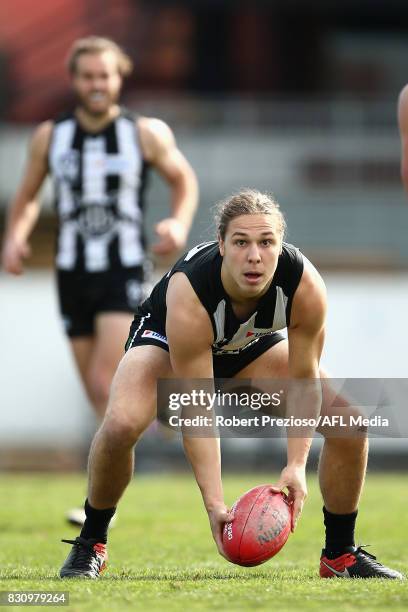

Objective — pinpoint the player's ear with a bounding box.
[218,233,225,256]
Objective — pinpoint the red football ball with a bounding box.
[222,484,292,567]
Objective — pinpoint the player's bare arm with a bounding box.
[398,84,408,194]
[166,272,233,557]
[272,257,327,530]
[139,117,198,256]
[2,121,53,274]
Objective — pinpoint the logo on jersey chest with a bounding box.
[217,327,273,352]
[56,149,132,185]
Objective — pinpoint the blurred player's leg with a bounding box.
[70,313,134,418]
[70,336,95,400]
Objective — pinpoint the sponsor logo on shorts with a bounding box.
[142,329,168,344]
[126,280,143,308]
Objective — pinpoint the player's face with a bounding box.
[72,51,122,116]
[219,214,283,299]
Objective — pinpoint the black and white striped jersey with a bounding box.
[48,108,149,272]
[140,241,304,355]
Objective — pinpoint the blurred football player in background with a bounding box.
[1,36,198,524]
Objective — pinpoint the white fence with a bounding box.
[1,270,407,449]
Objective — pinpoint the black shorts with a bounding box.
[125,311,285,378]
[57,266,148,337]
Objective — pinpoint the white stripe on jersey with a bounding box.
[49,118,76,218]
[213,300,226,344]
[272,287,288,330]
[82,137,109,271]
[56,221,77,270]
[85,236,110,272]
[116,116,144,266]
[82,136,106,203]
[49,119,77,270]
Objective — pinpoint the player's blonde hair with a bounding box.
[215,189,286,240]
[66,36,133,77]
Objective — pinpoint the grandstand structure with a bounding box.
[1,0,407,267]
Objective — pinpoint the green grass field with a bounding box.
[0,472,407,611]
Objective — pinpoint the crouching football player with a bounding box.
[59,189,403,580]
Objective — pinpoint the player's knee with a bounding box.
[101,411,152,448]
[320,403,369,446]
[324,430,368,456]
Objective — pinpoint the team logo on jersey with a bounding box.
[56,150,80,183]
[142,329,168,344]
[77,202,117,237]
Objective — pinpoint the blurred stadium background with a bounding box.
[1,0,408,472]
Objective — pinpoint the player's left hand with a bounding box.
[152,218,188,256]
[207,502,235,559]
[270,465,307,532]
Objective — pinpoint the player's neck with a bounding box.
[75,105,121,133]
[221,264,274,320]
[221,268,259,319]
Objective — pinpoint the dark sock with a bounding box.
[80,499,116,544]
[323,506,357,559]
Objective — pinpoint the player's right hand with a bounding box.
[1,237,31,275]
[207,502,234,559]
[151,218,188,256]
[270,464,307,532]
